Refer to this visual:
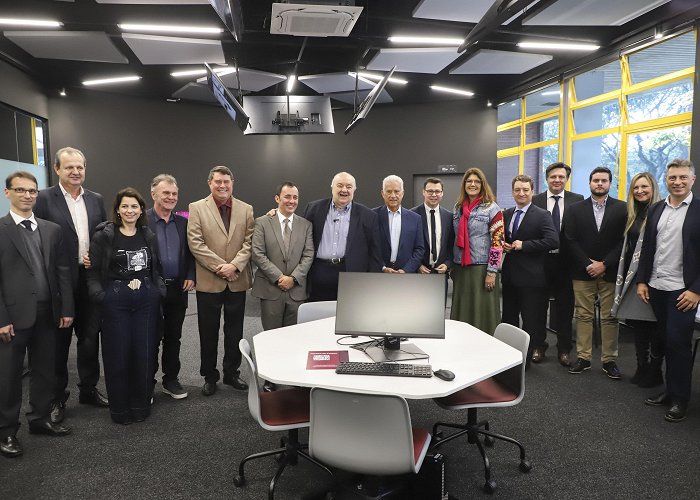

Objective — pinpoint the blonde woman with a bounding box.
[612,172,662,387]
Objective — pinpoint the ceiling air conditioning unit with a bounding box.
[270,1,364,37]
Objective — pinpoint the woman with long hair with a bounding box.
[450,168,504,334]
[87,188,165,425]
[612,172,662,387]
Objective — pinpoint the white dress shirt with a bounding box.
[424,203,442,266]
[60,183,90,264]
[10,210,38,231]
[388,207,402,263]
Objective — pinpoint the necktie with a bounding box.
[512,209,523,237]
[20,220,32,231]
[218,204,230,233]
[551,195,561,234]
[429,209,437,263]
[282,218,291,255]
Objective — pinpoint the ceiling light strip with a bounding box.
[171,67,234,77]
[118,23,223,34]
[518,41,600,51]
[389,36,463,46]
[0,18,62,27]
[348,72,408,85]
[83,76,141,86]
[430,85,474,97]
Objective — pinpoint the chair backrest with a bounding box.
[493,323,530,404]
[297,301,337,324]
[239,339,264,426]
[309,388,429,476]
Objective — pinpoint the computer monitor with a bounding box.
[335,272,446,362]
[344,66,396,135]
[205,63,250,132]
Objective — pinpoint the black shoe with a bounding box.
[79,389,109,408]
[0,436,22,457]
[568,358,591,374]
[202,381,217,396]
[162,380,189,400]
[644,391,670,406]
[28,421,72,437]
[665,401,688,422]
[263,381,277,392]
[50,400,66,424]
[602,361,622,380]
[223,375,248,391]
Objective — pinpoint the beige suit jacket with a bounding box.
[187,195,254,293]
[251,214,314,301]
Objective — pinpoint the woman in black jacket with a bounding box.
[87,187,165,425]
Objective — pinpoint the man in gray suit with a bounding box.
[252,182,314,330]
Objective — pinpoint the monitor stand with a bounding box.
[359,337,429,363]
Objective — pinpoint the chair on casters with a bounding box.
[308,387,431,499]
[234,339,332,500]
[431,323,531,494]
[297,301,337,323]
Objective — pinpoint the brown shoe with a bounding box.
[558,353,571,367]
[531,348,545,364]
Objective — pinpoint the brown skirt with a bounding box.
[450,264,500,335]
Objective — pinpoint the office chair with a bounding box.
[308,387,431,499]
[297,300,337,323]
[234,339,332,500]
[431,323,531,494]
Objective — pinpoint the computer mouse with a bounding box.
[434,369,455,381]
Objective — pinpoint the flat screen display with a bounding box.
[335,272,446,339]
[344,66,396,135]
[205,63,250,132]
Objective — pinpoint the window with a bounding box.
[571,134,620,199]
[574,60,622,101]
[628,31,696,84]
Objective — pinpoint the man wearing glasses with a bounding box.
[412,177,454,279]
[0,171,74,457]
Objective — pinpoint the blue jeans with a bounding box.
[101,278,161,423]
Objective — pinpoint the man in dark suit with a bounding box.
[303,171,382,301]
[374,175,425,273]
[563,166,627,378]
[34,147,108,424]
[147,174,195,400]
[0,171,74,458]
[411,177,454,278]
[532,162,584,366]
[637,159,700,423]
[502,175,559,366]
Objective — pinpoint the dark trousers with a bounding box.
[156,283,188,383]
[55,266,102,400]
[501,284,549,354]
[101,279,161,423]
[308,259,346,302]
[0,304,55,438]
[648,287,697,403]
[196,288,246,383]
[544,253,574,354]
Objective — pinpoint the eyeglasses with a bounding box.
[10,187,38,195]
[424,189,443,195]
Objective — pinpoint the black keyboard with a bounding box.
[335,361,433,378]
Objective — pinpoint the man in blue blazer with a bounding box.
[34,147,108,423]
[147,174,195,400]
[374,175,425,273]
[303,172,382,301]
[411,177,454,275]
[637,159,700,423]
[502,175,559,366]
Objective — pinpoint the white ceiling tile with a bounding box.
[412,0,493,23]
[298,73,375,94]
[218,68,287,92]
[367,48,460,74]
[524,0,671,26]
[328,88,392,105]
[450,49,552,74]
[122,33,224,64]
[3,31,128,63]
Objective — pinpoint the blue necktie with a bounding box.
[551,195,561,234]
[512,209,522,237]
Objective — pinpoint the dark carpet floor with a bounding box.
[3,292,700,499]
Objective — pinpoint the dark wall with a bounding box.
[0,60,48,119]
[47,89,496,215]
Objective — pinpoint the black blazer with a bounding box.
[502,205,559,288]
[146,208,195,282]
[34,184,107,288]
[303,198,382,272]
[0,215,74,330]
[638,196,700,293]
[411,204,454,269]
[562,197,627,282]
[373,206,425,272]
[532,190,583,256]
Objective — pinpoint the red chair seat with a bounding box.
[436,377,518,406]
[412,428,430,464]
[260,388,310,426]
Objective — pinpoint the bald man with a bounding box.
[303,172,382,301]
